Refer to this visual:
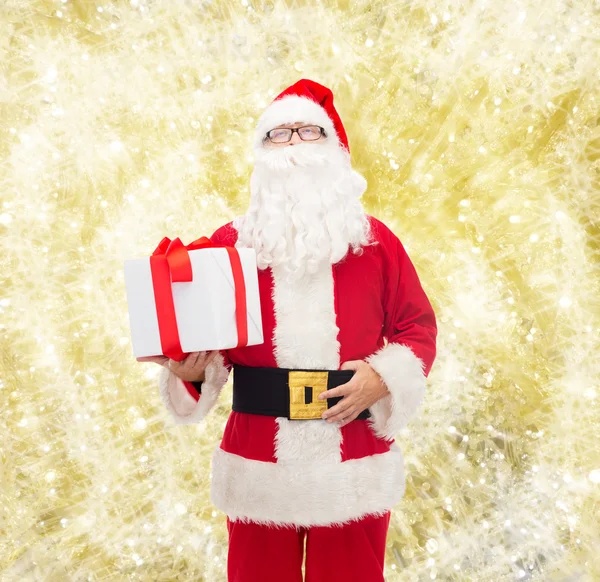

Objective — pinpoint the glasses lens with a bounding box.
[298,126,322,140]
[269,129,292,143]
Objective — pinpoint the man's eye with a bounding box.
[299,127,319,137]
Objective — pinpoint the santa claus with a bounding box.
[140,79,437,582]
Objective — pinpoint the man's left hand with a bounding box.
[318,360,389,426]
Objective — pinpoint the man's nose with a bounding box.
[288,131,302,146]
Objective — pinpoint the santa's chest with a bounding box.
[229,251,386,368]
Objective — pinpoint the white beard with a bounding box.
[234,140,372,280]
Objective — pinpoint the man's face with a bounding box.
[263,121,328,148]
[237,116,369,277]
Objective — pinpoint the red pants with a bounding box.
[226,511,391,582]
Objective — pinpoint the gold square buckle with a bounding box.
[288,371,329,420]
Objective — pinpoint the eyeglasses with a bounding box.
[264,125,327,144]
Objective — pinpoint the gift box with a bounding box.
[124,236,264,360]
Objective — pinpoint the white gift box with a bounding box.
[124,246,264,357]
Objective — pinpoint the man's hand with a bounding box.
[136,351,218,383]
[318,360,389,426]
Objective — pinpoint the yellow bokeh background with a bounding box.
[2,1,599,580]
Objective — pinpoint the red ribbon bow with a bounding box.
[149,236,248,361]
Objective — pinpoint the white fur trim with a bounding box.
[158,353,230,425]
[366,343,427,440]
[274,417,342,463]
[270,262,340,370]
[210,444,405,528]
[270,262,344,464]
[254,95,340,150]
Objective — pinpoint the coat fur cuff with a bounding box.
[366,343,427,440]
[158,352,229,425]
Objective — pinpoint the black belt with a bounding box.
[232,365,371,421]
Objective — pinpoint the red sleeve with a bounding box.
[381,227,437,377]
[183,380,202,402]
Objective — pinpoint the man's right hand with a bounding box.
[136,351,218,383]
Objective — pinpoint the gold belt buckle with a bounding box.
[288,370,329,420]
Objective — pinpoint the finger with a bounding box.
[190,351,214,371]
[196,349,214,363]
[168,357,185,370]
[325,405,358,424]
[338,411,360,426]
[202,350,219,366]
[318,380,354,401]
[322,398,354,421]
[136,356,168,365]
[179,352,199,370]
[191,351,202,368]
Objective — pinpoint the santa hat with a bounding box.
[254,79,350,153]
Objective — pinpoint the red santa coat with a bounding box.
[159,215,437,528]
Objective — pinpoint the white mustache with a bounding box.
[255,142,338,171]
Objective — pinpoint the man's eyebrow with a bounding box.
[273,122,306,129]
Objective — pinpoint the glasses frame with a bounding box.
[264,125,327,144]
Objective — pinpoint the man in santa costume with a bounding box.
[142,79,437,581]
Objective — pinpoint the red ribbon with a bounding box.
[149,236,248,361]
